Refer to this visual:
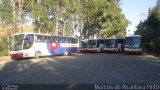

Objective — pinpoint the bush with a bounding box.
[0,50,8,56]
[0,36,9,56]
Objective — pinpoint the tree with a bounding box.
[0,0,13,24]
[135,0,160,50]
[81,0,129,39]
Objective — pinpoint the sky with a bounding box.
[120,0,157,36]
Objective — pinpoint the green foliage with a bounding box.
[0,50,8,56]
[0,36,8,56]
[0,0,129,56]
[0,0,14,24]
[0,0,128,37]
[135,0,160,50]
[82,0,129,39]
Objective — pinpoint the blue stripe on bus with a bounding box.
[47,43,79,55]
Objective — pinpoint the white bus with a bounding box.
[86,39,104,52]
[9,33,79,59]
[80,39,88,52]
[124,35,143,54]
[104,38,125,53]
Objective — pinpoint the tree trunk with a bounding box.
[18,0,24,33]
[72,20,75,35]
[63,22,65,36]
[56,19,59,35]
[13,0,16,35]
[55,0,60,35]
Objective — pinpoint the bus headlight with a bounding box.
[125,45,128,48]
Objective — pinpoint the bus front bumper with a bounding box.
[10,52,23,59]
[103,48,117,52]
[80,49,88,53]
[87,49,98,52]
[124,48,143,54]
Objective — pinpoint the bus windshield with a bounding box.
[81,41,88,48]
[10,34,25,51]
[125,37,141,48]
[133,37,141,48]
[105,39,116,48]
[88,40,97,48]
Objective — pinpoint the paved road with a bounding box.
[0,53,160,84]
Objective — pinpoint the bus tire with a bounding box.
[141,50,144,54]
[118,49,120,53]
[100,49,103,52]
[35,51,41,59]
[64,51,68,56]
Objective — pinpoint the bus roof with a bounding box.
[126,35,141,38]
[88,38,103,40]
[12,32,78,38]
[105,38,124,39]
[105,38,116,39]
[81,39,103,41]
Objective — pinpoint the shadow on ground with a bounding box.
[0,53,160,89]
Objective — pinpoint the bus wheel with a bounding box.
[118,49,120,53]
[100,49,103,52]
[141,51,144,55]
[64,51,68,56]
[35,51,41,59]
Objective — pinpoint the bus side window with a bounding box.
[74,38,76,44]
[65,37,69,43]
[61,37,66,43]
[44,36,48,42]
[50,36,53,42]
[72,38,77,44]
[59,37,62,43]
[72,38,74,44]
[71,38,74,43]
[69,38,72,43]
[23,34,34,49]
[44,36,50,43]
[115,39,118,47]
[64,37,67,43]
[35,35,42,42]
[48,36,50,42]
[66,38,69,43]
[67,38,69,43]
[52,36,55,42]
[52,36,58,43]
[41,35,45,42]
[56,37,59,43]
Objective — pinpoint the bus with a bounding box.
[117,38,125,52]
[87,39,104,52]
[104,38,125,53]
[9,33,79,59]
[124,35,143,54]
[80,39,88,52]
